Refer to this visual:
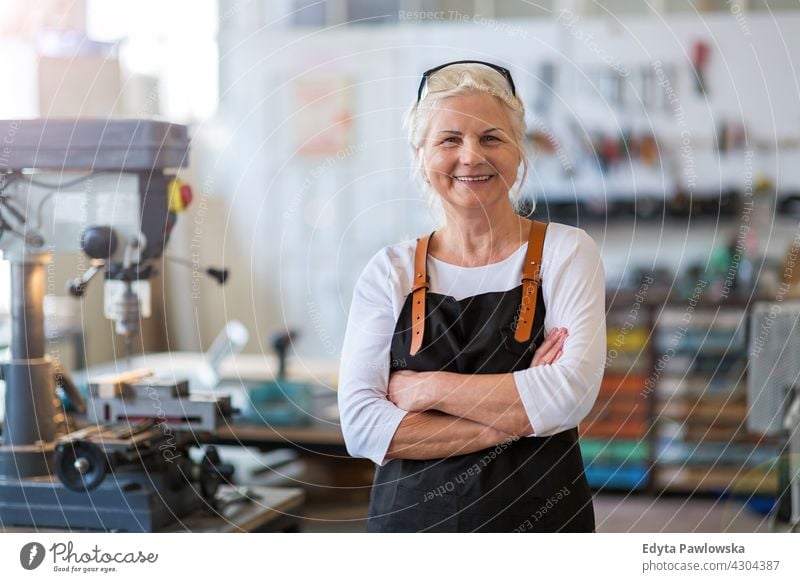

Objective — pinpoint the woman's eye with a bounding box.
[483,135,500,143]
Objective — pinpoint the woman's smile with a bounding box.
[453,174,495,183]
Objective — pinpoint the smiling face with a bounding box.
[420,91,521,213]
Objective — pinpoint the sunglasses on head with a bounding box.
[416,60,517,102]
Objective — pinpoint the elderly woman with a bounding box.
[338,61,606,532]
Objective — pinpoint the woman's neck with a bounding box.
[431,208,530,267]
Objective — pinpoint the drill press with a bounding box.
[0,119,231,531]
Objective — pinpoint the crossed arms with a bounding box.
[384,329,567,460]
[337,228,606,465]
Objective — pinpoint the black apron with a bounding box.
[367,246,595,532]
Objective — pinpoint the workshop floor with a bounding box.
[296,494,775,533]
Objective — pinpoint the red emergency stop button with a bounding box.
[168,178,193,212]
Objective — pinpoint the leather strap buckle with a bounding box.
[409,233,433,356]
[514,221,548,344]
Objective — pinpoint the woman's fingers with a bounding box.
[543,340,566,365]
[532,331,558,365]
[531,328,568,366]
[539,339,564,365]
[540,328,564,350]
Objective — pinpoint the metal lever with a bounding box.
[165,255,229,285]
[0,212,44,248]
[66,263,104,297]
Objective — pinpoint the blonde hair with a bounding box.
[403,63,529,217]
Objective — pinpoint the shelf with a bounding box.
[653,465,778,495]
[654,439,781,468]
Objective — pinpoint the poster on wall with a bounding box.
[292,76,353,157]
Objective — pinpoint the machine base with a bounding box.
[0,472,201,532]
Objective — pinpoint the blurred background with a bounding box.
[1,0,800,532]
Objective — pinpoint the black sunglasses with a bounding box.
[416,60,517,102]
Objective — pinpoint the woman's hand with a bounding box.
[387,370,433,412]
[531,327,568,366]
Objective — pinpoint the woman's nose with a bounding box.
[459,139,485,165]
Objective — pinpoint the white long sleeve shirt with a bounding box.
[338,223,606,466]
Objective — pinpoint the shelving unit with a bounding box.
[581,297,782,498]
[650,305,780,496]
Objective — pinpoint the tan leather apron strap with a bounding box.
[514,221,548,343]
[409,232,433,356]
